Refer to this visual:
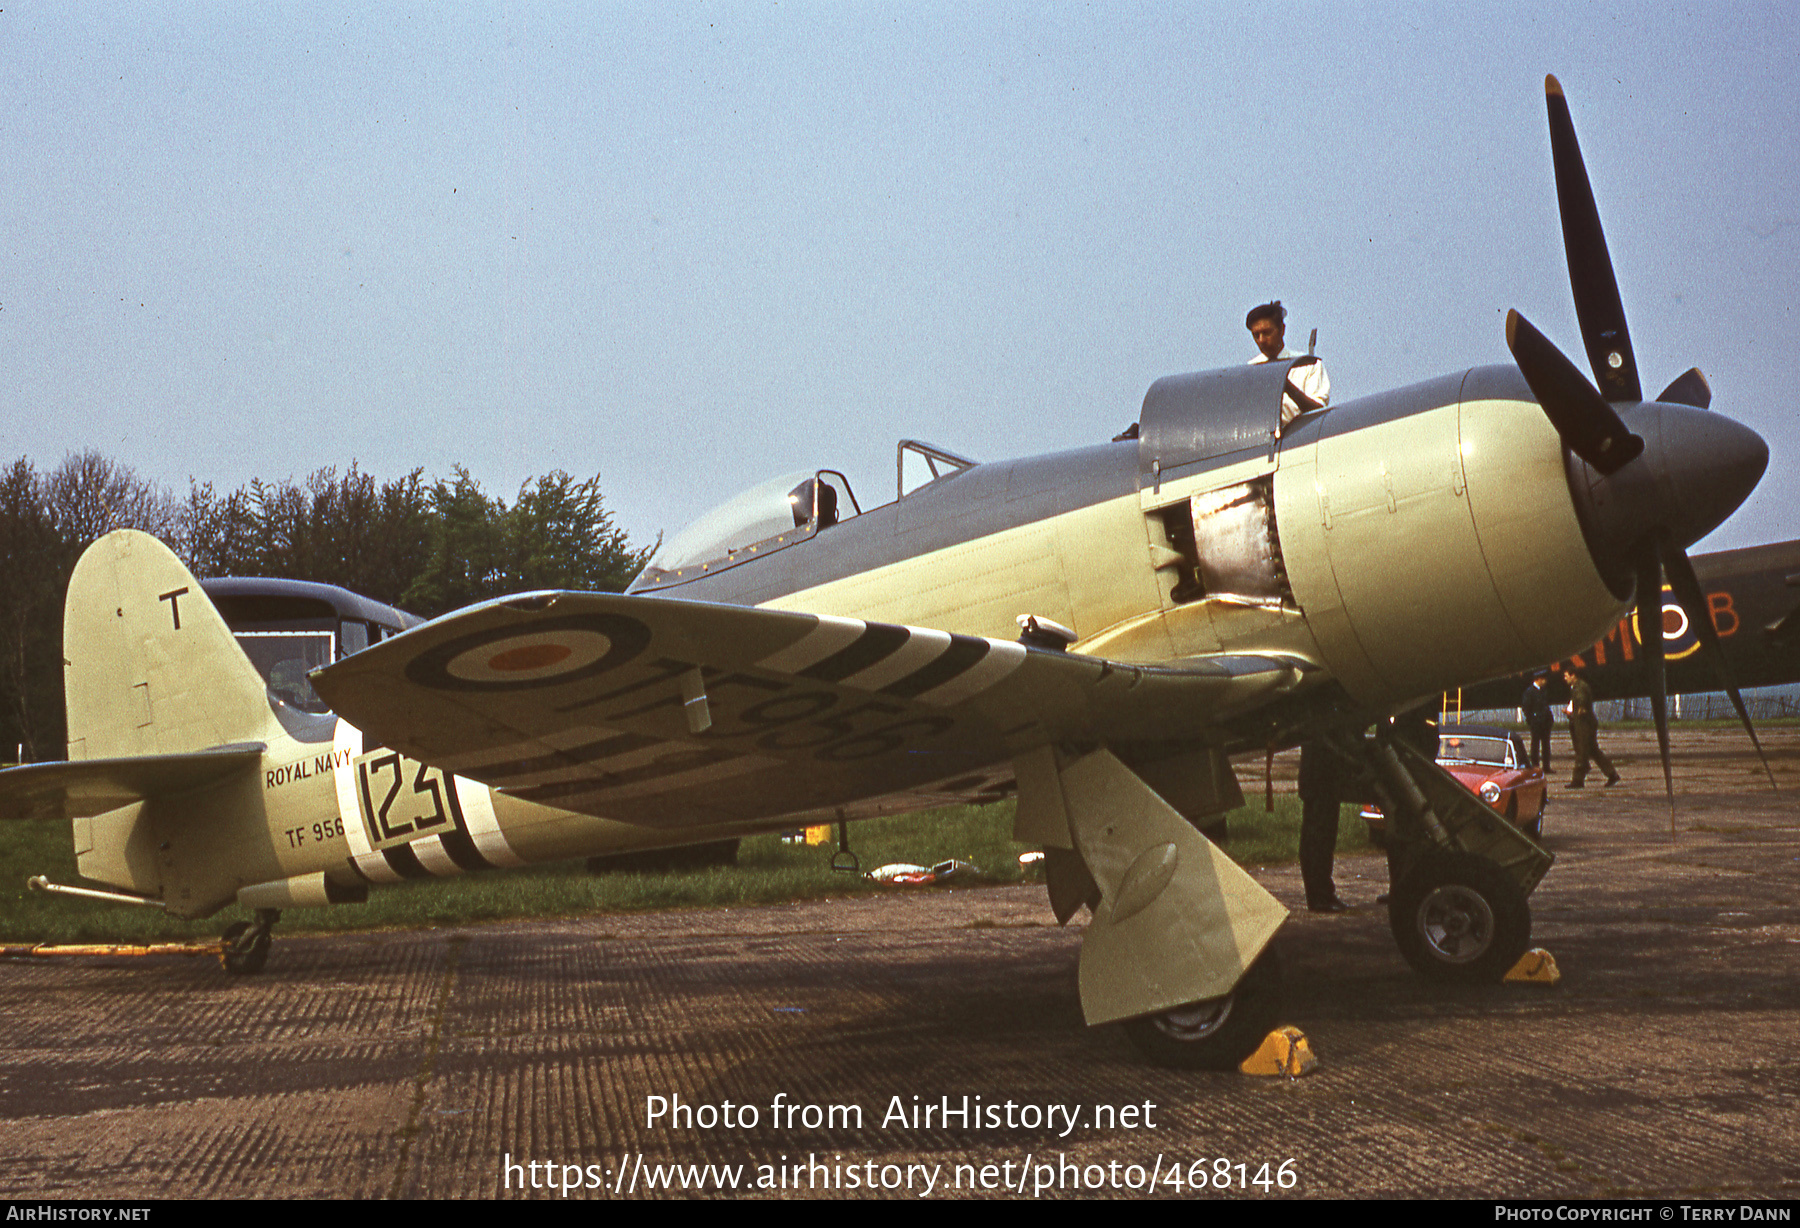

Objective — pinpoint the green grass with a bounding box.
[0,795,1365,943]
[1224,794,1373,866]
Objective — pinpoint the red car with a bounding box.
[1361,723,1547,843]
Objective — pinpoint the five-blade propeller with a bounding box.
[1508,75,1775,820]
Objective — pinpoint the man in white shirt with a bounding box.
[1246,300,1329,430]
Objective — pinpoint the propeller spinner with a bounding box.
[1506,75,1774,818]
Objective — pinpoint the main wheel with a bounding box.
[1120,951,1283,1070]
[220,921,271,975]
[1388,851,1530,983]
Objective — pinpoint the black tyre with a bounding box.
[1388,851,1530,983]
[1524,793,1546,841]
[1120,950,1283,1070]
[220,921,271,975]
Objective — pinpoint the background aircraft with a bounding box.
[1461,537,1800,710]
[0,80,1774,1069]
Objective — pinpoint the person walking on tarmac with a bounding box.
[1562,666,1620,788]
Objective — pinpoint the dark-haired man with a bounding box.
[1521,672,1555,773]
[1246,300,1330,430]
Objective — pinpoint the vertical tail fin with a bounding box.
[64,530,278,760]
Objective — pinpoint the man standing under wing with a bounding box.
[1297,739,1351,912]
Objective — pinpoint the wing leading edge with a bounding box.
[312,592,1314,828]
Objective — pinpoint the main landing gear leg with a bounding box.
[220,908,279,975]
[1054,748,1289,1069]
[1360,731,1550,983]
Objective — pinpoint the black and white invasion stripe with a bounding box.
[755,614,1027,706]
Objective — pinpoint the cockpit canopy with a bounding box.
[655,470,815,572]
[635,468,862,589]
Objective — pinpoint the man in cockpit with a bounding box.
[1246,300,1329,431]
[788,478,839,530]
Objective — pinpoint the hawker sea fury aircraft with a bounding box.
[0,79,1774,1067]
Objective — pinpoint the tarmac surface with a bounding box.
[2,727,1797,1200]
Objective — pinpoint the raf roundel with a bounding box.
[403,612,652,692]
[445,631,613,684]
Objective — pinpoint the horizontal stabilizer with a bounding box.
[0,744,265,822]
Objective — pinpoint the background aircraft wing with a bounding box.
[0,745,265,822]
[312,592,1314,827]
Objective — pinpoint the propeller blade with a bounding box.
[1661,542,1779,791]
[1633,542,1675,825]
[1656,367,1712,409]
[1507,310,1645,474]
[1546,75,1642,403]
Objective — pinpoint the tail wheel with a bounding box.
[1120,950,1284,1070]
[1389,851,1530,983]
[220,920,271,975]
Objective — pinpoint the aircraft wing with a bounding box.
[312,592,1314,828]
[0,745,266,822]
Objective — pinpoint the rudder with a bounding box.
[64,530,279,760]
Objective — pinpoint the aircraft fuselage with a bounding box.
[632,361,1626,732]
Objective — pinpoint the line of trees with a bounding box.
[1,452,653,762]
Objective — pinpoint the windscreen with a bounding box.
[1436,736,1512,766]
[654,470,814,570]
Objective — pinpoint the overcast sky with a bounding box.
[3,2,1795,557]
